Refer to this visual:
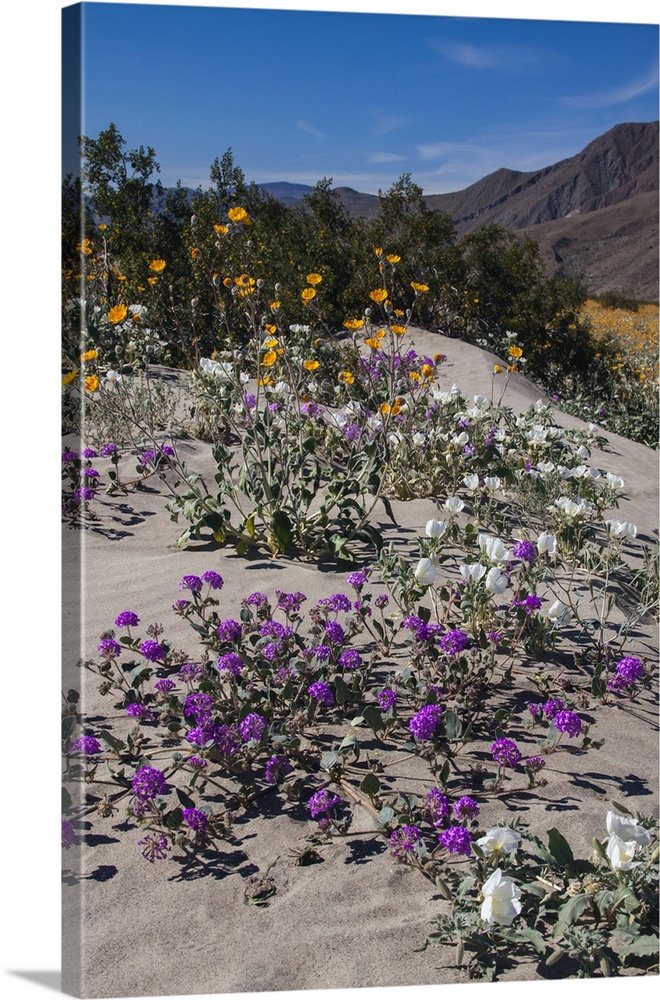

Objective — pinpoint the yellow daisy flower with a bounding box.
[301,287,316,302]
[342,318,364,331]
[228,207,250,224]
[303,360,320,371]
[107,304,128,324]
[306,273,322,285]
[369,289,388,303]
[338,371,355,385]
[84,374,99,392]
[149,259,166,272]
[261,350,277,367]
[80,349,98,362]
[61,370,77,386]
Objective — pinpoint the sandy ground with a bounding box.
[61,330,659,999]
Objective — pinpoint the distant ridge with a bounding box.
[165,122,658,299]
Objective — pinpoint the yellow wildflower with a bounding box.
[493,364,503,374]
[214,224,229,234]
[411,282,429,293]
[338,371,355,385]
[369,289,388,303]
[257,376,271,386]
[409,371,422,382]
[149,259,166,272]
[376,329,386,339]
[306,273,322,285]
[191,248,200,259]
[508,346,523,358]
[84,374,99,392]
[76,238,93,255]
[342,318,364,331]
[262,350,277,367]
[98,223,107,231]
[264,324,277,335]
[301,287,316,302]
[422,363,434,378]
[80,349,98,363]
[394,309,404,317]
[61,370,77,386]
[107,303,128,324]
[263,337,279,348]
[228,207,250,224]
[379,402,391,414]
[304,360,320,371]
[148,277,158,285]
[270,300,281,311]
[386,254,401,264]
[390,324,407,335]
[365,337,381,349]
[373,247,383,256]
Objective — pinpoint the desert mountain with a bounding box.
[258,121,658,300]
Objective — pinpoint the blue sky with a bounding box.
[67,0,659,195]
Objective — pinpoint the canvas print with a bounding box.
[61,2,659,997]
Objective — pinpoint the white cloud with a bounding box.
[427,39,544,69]
[561,64,659,109]
[367,152,408,163]
[296,120,326,140]
[367,111,410,138]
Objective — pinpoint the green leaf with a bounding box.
[547,827,574,866]
[175,788,196,809]
[555,894,592,933]
[609,799,633,817]
[334,675,350,706]
[100,730,126,753]
[272,509,293,550]
[361,704,384,734]
[62,787,72,813]
[378,806,395,827]
[443,709,463,740]
[617,934,659,957]
[320,751,338,771]
[360,772,381,797]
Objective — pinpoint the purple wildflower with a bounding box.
[246,591,269,607]
[409,704,443,741]
[178,662,204,683]
[188,756,208,771]
[82,447,98,459]
[318,593,352,613]
[69,735,102,755]
[308,789,341,819]
[553,710,582,738]
[542,698,565,720]
[101,443,117,456]
[160,445,175,457]
[342,421,362,442]
[525,756,546,773]
[491,738,522,768]
[179,575,203,593]
[259,620,290,639]
[243,392,257,410]
[374,593,389,609]
[264,755,292,784]
[73,487,95,503]
[114,610,140,628]
[216,619,243,643]
[390,824,424,860]
[62,450,79,463]
[62,818,76,849]
[132,766,167,800]
[239,713,267,743]
[513,540,536,563]
[346,570,370,592]
[452,796,480,823]
[83,468,100,479]
[307,644,332,662]
[97,638,122,660]
[338,649,363,670]
[377,688,397,712]
[425,789,451,826]
[140,450,157,465]
[217,652,243,677]
[438,629,469,656]
[140,639,164,662]
[126,703,155,722]
[438,825,472,856]
[325,621,345,645]
[512,594,542,615]
[609,656,645,693]
[183,692,214,721]
[154,678,176,694]
[487,631,504,644]
[308,681,334,707]
[261,641,282,662]
[182,808,208,833]
[201,570,224,590]
[276,591,307,614]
